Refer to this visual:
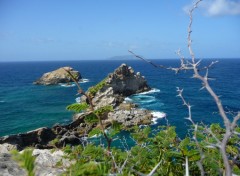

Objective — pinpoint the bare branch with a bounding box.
[128,50,165,68]
[147,160,162,176]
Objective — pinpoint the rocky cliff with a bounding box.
[34,66,81,85]
[87,63,150,109]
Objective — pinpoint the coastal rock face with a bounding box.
[107,103,153,126]
[106,63,150,96]
[0,127,56,150]
[90,64,150,109]
[34,66,81,85]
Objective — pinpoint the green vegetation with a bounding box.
[62,125,240,175]
[88,78,107,96]
[49,138,60,146]
[11,149,36,176]
[66,102,89,113]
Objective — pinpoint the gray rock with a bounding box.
[92,87,117,109]
[0,144,17,154]
[0,153,27,176]
[33,149,73,176]
[108,103,153,127]
[105,63,150,96]
[34,66,81,85]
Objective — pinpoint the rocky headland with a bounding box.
[0,64,156,176]
[33,66,81,85]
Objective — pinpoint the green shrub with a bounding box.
[88,78,107,96]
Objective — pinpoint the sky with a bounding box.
[0,0,239,61]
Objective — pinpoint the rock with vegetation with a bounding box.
[0,152,27,176]
[33,66,81,85]
[85,63,150,109]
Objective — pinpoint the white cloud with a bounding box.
[184,0,240,16]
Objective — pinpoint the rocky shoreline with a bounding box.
[0,64,157,176]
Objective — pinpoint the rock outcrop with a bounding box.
[87,63,150,109]
[106,63,150,96]
[34,66,81,85]
[0,127,56,150]
[107,103,152,126]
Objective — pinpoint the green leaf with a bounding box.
[88,128,102,137]
[66,102,89,113]
[84,113,99,124]
[88,78,107,96]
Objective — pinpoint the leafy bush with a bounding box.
[63,125,240,175]
[88,78,107,96]
[66,102,89,113]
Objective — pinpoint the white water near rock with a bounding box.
[75,97,81,103]
[59,78,89,87]
[59,83,76,87]
[79,78,90,83]
[138,88,160,95]
[124,88,166,125]
[151,111,166,124]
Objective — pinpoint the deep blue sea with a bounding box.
[0,59,239,138]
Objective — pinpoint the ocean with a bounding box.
[0,59,239,138]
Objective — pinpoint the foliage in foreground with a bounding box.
[62,125,240,176]
[11,149,36,176]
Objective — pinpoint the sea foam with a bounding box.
[79,78,89,83]
[139,88,160,95]
[59,83,76,87]
[75,97,81,103]
[151,111,166,124]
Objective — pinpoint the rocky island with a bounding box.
[0,64,156,176]
[33,66,81,85]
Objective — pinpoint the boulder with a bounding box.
[33,149,73,176]
[34,66,81,85]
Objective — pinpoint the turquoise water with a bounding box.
[0,59,239,137]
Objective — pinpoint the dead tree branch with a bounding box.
[129,0,239,175]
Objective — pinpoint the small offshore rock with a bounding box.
[34,66,81,85]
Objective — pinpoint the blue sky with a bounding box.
[0,0,239,61]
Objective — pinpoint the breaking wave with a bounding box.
[151,111,166,124]
[138,88,160,95]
